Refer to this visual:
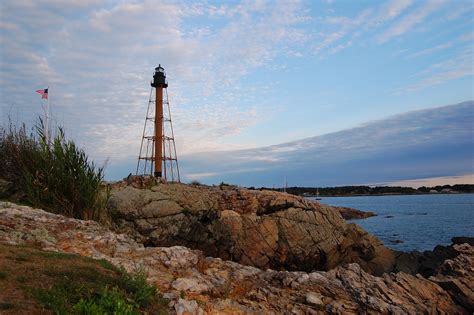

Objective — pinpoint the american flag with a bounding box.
[36,88,48,99]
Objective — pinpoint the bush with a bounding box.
[73,288,137,315]
[0,119,105,220]
[0,122,36,191]
[120,268,157,308]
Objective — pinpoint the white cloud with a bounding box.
[459,31,474,42]
[314,0,414,55]
[387,174,474,188]
[377,0,447,43]
[382,0,414,21]
[406,42,452,58]
[398,46,473,92]
[0,0,309,162]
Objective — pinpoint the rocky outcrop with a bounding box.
[0,202,471,314]
[429,243,474,312]
[107,183,396,275]
[393,237,474,277]
[334,206,376,220]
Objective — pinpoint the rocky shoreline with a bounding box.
[107,181,395,275]
[0,178,472,313]
[0,201,472,313]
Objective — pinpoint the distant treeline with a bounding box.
[252,184,474,196]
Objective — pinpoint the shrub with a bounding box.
[0,122,36,191]
[0,119,105,220]
[120,268,157,308]
[73,288,137,315]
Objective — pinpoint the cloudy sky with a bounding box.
[0,0,473,185]
[178,101,474,187]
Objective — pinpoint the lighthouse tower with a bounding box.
[136,65,180,182]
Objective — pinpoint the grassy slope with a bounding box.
[0,243,168,314]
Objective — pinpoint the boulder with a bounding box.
[429,243,474,312]
[306,292,324,307]
[174,299,203,315]
[108,183,397,275]
[452,236,474,246]
[333,206,376,220]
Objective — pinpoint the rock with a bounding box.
[390,239,403,244]
[452,236,474,246]
[394,241,462,277]
[305,292,323,307]
[172,277,210,294]
[175,298,203,315]
[334,206,376,220]
[429,243,474,312]
[0,202,471,314]
[328,263,465,314]
[108,182,397,275]
[141,199,183,217]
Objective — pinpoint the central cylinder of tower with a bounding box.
[151,65,168,178]
[155,86,163,178]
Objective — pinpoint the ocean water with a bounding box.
[309,194,474,252]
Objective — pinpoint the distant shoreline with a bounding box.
[256,184,474,198]
[308,192,474,198]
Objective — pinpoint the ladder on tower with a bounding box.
[136,87,181,182]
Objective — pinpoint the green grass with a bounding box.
[14,253,30,262]
[34,267,166,314]
[0,243,169,314]
[72,287,137,315]
[35,250,79,260]
[15,275,28,283]
[0,302,15,310]
[121,268,158,308]
[98,259,116,271]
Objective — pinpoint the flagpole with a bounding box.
[45,86,49,144]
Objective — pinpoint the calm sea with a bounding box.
[309,194,474,252]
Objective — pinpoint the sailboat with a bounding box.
[315,188,322,200]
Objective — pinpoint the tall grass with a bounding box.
[0,119,106,220]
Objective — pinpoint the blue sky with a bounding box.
[0,0,473,185]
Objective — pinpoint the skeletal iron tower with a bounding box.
[136,65,180,182]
